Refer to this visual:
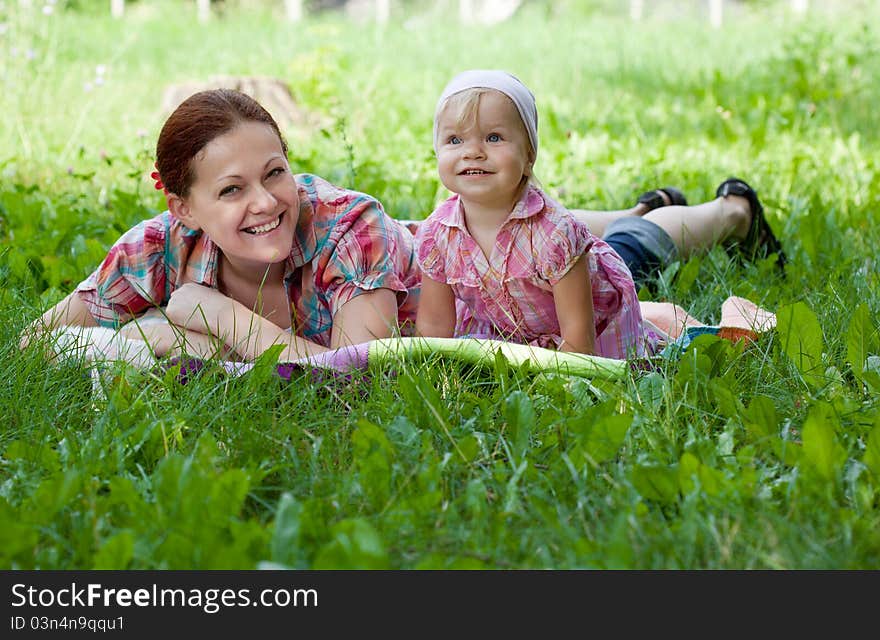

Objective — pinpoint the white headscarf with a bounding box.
[432,69,538,157]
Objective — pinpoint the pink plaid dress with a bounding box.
[415,186,651,359]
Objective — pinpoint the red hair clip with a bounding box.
[150,162,168,195]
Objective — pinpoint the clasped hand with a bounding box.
[166,282,238,336]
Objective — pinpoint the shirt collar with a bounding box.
[508,185,545,220]
[289,183,317,267]
[438,185,544,228]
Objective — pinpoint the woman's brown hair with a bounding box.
[155,89,288,197]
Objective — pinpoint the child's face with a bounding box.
[435,90,533,213]
[170,121,300,271]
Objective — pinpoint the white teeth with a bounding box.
[245,216,281,234]
[462,170,487,175]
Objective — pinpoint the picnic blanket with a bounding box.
[41,296,775,383]
[46,329,628,381]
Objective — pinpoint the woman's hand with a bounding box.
[116,313,232,360]
[165,283,238,334]
[167,283,327,361]
[19,292,97,350]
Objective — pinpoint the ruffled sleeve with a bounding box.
[414,214,448,283]
[314,194,414,315]
[536,213,594,285]
[74,214,171,328]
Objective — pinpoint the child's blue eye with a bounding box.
[487,133,501,142]
[448,136,462,145]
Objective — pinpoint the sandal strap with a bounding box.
[716,178,751,200]
[637,190,667,211]
[637,186,687,211]
[716,177,787,273]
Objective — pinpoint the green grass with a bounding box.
[1,1,879,569]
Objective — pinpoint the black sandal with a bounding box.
[716,177,787,273]
[637,186,688,211]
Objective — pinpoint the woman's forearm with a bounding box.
[165,283,329,362]
[186,299,328,361]
[117,321,233,360]
[216,298,328,361]
[20,292,97,350]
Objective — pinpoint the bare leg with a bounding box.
[639,301,704,340]
[570,188,686,237]
[639,195,752,259]
[571,190,754,258]
[719,296,776,333]
[569,203,648,236]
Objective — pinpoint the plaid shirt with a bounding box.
[76,174,421,347]
[415,186,649,359]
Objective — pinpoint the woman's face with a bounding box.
[171,121,300,272]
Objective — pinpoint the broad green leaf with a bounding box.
[153,453,187,520]
[313,518,390,570]
[846,303,876,382]
[27,470,83,525]
[0,497,38,561]
[863,425,880,478]
[210,469,250,518]
[637,372,665,411]
[270,493,304,568]
[678,452,701,494]
[107,476,144,515]
[3,440,61,471]
[457,434,480,463]
[584,414,632,462]
[863,356,880,393]
[701,335,735,376]
[397,372,449,433]
[674,349,713,401]
[387,415,420,450]
[710,378,741,418]
[92,531,134,570]
[464,479,488,520]
[352,420,394,507]
[801,402,846,480]
[249,343,286,384]
[675,255,702,296]
[503,459,529,513]
[698,464,725,497]
[777,302,826,388]
[798,205,823,263]
[771,437,802,466]
[631,464,679,503]
[504,390,535,458]
[742,395,779,439]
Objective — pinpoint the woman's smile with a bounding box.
[243,211,284,235]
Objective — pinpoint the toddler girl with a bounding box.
[415,70,650,359]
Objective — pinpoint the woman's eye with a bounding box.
[267,166,285,178]
[219,185,239,197]
[487,133,501,142]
